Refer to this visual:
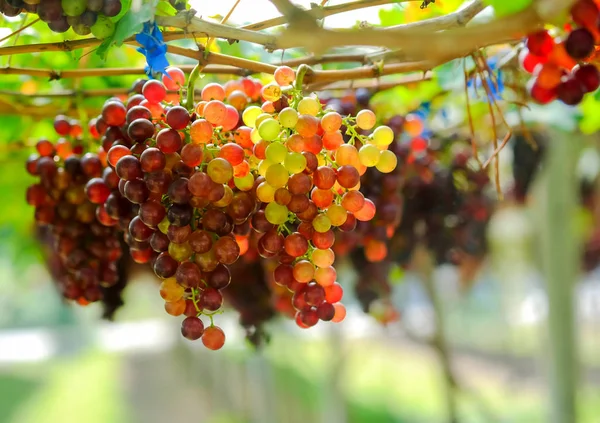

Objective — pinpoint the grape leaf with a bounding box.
[96,0,160,59]
[156,1,178,16]
[378,5,405,27]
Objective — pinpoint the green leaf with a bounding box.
[156,1,178,16]
[483,0,532,17]
[96,0,159,59]
[110,0,132,22]
[378,4,404,27]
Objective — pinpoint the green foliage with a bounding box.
[483,0,533,17]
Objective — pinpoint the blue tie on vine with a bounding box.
[135,21,170,79]
[467,55,505,101]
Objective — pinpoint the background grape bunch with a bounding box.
[0,0,123,36]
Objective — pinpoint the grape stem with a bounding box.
[185,62,206,110]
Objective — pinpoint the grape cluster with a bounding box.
[25,121,126,308]
[523,0,600,105]
[0,0,122,37]
[71,65,397,349]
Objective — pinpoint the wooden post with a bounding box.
[536,131,582,423]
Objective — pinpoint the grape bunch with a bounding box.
[75,65,397,349]
[0,0,122,37]
[25,121,127,309]
[523,0,600,105]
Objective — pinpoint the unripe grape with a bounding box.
[335,144,359,166]
[279,107,299,128]
[326,204,347,226]
[372,125,394,146]
[356,109,376,130]
[242,106,262,127]
[265,142,288,163]
[322,131,343,150]
[234,173,254,191]
[265,163,289,188]
[190,119,213,144]
[297,97,320,116]
[312,214,332,233]
[258,159,273,177]
[160,277,185,302]
[256,181,276,203]
[314,266,336,287]
[332,303,346,322]
[284,152,307,174]
[168,242,193,261]
[207,158,233,184]
[376,150,398,173]
[258,118,281,141]
[358,144,381,167]
[354,198,376,221]
[265,202,289,224]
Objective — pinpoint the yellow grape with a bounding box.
[358,144,381,167]
[234,173,255,191]
[265,202,289,224]
[258,118,281,141]
[255,113,273,128]
[168,242,193,262]
[283,152,307,174]
[258,159,273,177]
[257,181,276,203]
[265,142,288,163]
[312,214,332,233]
[265,163,289,188]
[158,216,170,234]
[326,204,347,226]
[376,149,398,173]
[311,248,335,268]
[297,97,320,116]
[242,106,262,128]
[250,127,262,144]
[207,157,233,184]
[372,125,394,146]
[159,277,185,302]
[279,107,299,128]
[356,109,376,130]
[262,82,282,102]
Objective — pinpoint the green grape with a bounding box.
[255,113,273,128]
[358,144,381,167]
[250,127,262,144]
[283,152,307,174]
[265,163,289,188]
[265,202,289,224]
[207,158,234,184]
[257,181,276,203]
[258,159,273,177]
[376,150,398,173]
[242,106,262,127]
[62,0,86,16]
[168,242,193,262]
[234,173,255,191]
[326,204,347,226]
[372,125,394,147]
[91,15,116,39]
[158,217,170,234]
[312,214,332,233]
[258,118,281,141]
[279,107,299,128]
[297,97,320,116]
[265,142,288,163]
